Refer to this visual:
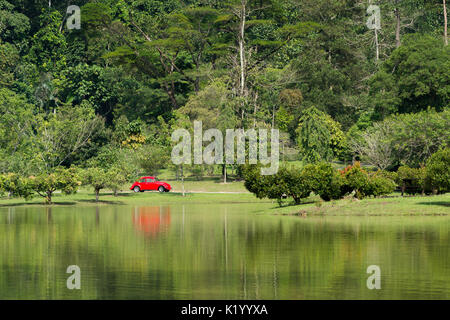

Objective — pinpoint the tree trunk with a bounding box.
[95,189,100,202]
[181,165,185,197]
[223,164,227,184]
[374,28,380,61]
[239,1,246,97]
[114,189,118,197]
[272,105,275,128]
[46,191,52,204]
[395,2,401,48]
[444,0,448,46]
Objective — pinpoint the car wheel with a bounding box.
[158,186,165,193]
[133,186,140,193]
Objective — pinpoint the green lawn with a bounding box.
[269,193,450,216]
[0,189,448,217]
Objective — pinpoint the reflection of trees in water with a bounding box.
[0,207,448,299]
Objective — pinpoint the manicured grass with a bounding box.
[268,194,450,216]
[168,179,248,193]
[0,190,266,207]
[0,188,448,217]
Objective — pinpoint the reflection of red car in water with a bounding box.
[130,176,172,193]
[132,207,171,238]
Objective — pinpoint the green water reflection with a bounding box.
[0,204,448,299]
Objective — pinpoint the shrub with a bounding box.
[426,148,450,194]
[367,176,397,197]
[243,164,310,206]
[397,166,428,195]
[301,162,344,201]
[341,162,370,199]
[373,170,398,183]
[276,166,310,205]
[190,165,204,181]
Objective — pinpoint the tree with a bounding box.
[349,120,397,170]
[351,108,449,168]
[296,107,345,163]
[369,34,450,118]
[31,167,80,204]
[0,0,30,44]
[81,167,109,202]
[444,0,448,46]
[34,103,105,171]
[0,173,34,200]
[0,88,37,174]
[137,144,170,177]
[106,166,130,197]
[426,147,450,193]
[243,164,310,205]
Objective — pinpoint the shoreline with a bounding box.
[0,192,448,217]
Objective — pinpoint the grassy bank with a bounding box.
[269,194,450,216]
[0,189,448,217]
[0,190,264,207]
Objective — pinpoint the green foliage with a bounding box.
[81,167,109,202]
[27,10,67,72]
[0,173,34,200]
[397,165,428,195]
[296,107,345,163]
[31,167,80,204]
[340,162,371,199]
[137,144,170,176]
[34,103,105,170]
[426,148,450,194]
[301,162,344,201]
[351,108,450,168]
[0,0,448,196]
[0,88,37,174]
[341,163,397,199]
[106,166,130,197]
[366,176,397,198]
[369,35,450,118]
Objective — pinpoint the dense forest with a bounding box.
[0,0,449,182]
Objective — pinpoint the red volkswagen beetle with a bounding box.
[130,176,172,193]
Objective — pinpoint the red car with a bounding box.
[130,176,172,193]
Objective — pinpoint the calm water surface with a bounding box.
[0,203,448,299]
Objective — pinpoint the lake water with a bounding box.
[0,203,448,299]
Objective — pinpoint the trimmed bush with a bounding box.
[243,164,310,205]
[426,148,450,194]
[301,162,344,201]
[367,176,397,197]
[340,162,370,199]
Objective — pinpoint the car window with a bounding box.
[146,178,155,183]
[139,179,145,183]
